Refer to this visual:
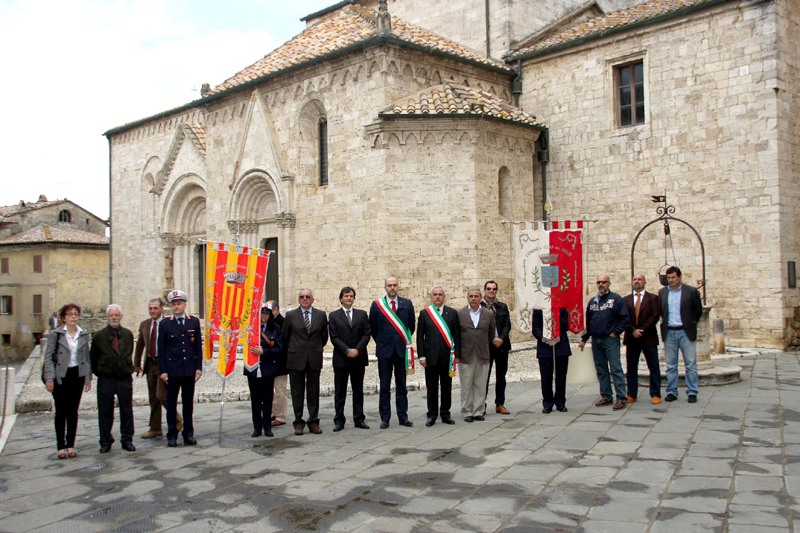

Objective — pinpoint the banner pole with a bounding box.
[218,377,226,445]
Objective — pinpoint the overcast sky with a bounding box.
[0,0,334,219]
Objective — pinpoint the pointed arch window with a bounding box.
[319,117,329,187]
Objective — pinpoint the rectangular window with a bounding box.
[319,117,329,187]
[616,61,645,127]
[33,294,43,315]
[33,255,43,273]
[0,258,7,274]
[0,296,11,315]
[1,334,10,345]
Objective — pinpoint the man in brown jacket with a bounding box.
[623,274,662,404]
[134,298,181,438]
[457,288,496,422]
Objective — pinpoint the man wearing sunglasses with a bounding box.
[579,275,631,410]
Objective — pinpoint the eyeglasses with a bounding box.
[485,287,497,291]
[65,313,80,317]
[298,295,313,299]
[596,281,610,285]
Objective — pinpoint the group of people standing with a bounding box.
[41,267,701,456]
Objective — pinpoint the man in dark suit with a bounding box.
[158,290,203,447]
[328,287,371,431]
[481,280,512,415]
[417,285,460,427]
[90,304,135,453]
[369,277,415,429]
[623,274,662,404]
[532,308,571,413]
[659,266,704,403]
[134,298,181,439]
[282,288,328,435]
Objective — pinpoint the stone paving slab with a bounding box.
[0,352,798,531]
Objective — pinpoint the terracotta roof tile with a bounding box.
[0,224,109,246]
[506,0,727,60]
[379,83,542,127]
[212,5,511,94]
[184,123,207,156]
[0,199,67,217]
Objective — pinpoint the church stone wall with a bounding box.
[519,0,786,347]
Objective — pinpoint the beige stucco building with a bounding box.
[104,0,799,349]
[0,198,109,359]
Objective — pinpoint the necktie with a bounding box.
[149,320,157,357]
[346,309,352,325]
[304,311,311,333]
[635,293,642,323]
[111,329,120,353]
[391,300,396,313]
[179,317,184,327]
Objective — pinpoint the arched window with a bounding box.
[319,117,328,187]
[58,210,72,223]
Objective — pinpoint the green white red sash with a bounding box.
[426,305,456,377]
[375,297,415,375]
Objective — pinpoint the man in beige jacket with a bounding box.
[457,288,496,422]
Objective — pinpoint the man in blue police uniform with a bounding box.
[158,290,203,447]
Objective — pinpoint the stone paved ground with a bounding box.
[0,352,796,532]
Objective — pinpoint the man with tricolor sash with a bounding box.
[369,277,416,429]
[417,285,460,427]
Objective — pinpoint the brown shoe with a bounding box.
[595,398,613,407]
[613,400,627,410]
[495,405,511,415]
[626,396,637,403]
[141,430,162,439]
[271,420,285,427]
[309,425,323,434]
[294,427,304,436]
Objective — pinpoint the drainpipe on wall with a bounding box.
[485,0,491,58]
[538,129,550,221]
[107,137,112,304]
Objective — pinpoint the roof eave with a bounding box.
[377,112,546,131]
[506,0,733,63]
[104,35,513,137]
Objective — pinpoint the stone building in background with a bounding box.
[104,0,799,349]
[0,197,109,360]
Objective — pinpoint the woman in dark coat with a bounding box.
[532,308,571,414]
[43,303,92,458]
[245,304,283,437]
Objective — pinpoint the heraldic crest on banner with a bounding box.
[513,221,584,341]
[204,241,271,379]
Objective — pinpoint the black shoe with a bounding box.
[665,393,678,402]
[399,420,413,427]
[425,418,436,427]
[557,405,568,413]
[688,395,697,403]
[542,407,553,414]
[442,417,455,425]
[167,440,177,447]
[355,422,370,429]
[251,429,262,438]
[473,415,485,421]
[121,443,136,452]
[264,428,273,437]
[333,424,344,432]
[99,445,111,454]
[464,416,473,423]
[184,437,197,446]
[380,422,389,429]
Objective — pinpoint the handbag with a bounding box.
[40,331,60,384]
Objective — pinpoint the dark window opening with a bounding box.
[1,334,10,345]
[1,296,12,315]
[0,258,8,274]
[58,209,72,223]
[617,61,645,127]
[33,294,43,314]
[319,117,329,187]
[33,255,42,273]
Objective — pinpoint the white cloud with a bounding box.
[0,0,283,218]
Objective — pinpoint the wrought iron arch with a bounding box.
[630,194,706,304]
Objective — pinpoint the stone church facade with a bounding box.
[105,0,799,349]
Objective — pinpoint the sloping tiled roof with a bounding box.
[506,0,729,60]
[0,199,67,218]
[0,225,109,246]
[213,5,512,94]
[379,83,543,128]
[184,123,207,156]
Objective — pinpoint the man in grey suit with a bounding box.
[659,266,704,403]
[282,288,328,435]
[457,288,496,422]
[328,286,371,431]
